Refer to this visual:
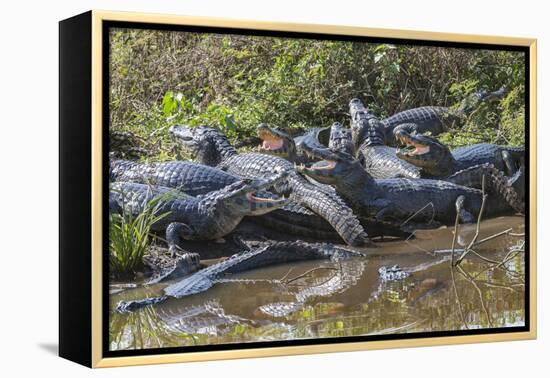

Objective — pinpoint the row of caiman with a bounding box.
[110,90,525,311]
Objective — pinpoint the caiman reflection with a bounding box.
[109,216,525,351]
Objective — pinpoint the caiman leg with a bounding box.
[166,222,194,257]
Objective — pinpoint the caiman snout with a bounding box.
[169,124,194,141]
[395,130,430,156]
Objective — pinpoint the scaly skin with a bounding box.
[110,173,289,257]
[393,129,525,212]
[294,126,332,162]
[349,98,421,179]
[170,124,370,246]
[260,203,411,240]
[380,87,507,140]
[115,241,365,312]
[110,160,238,196]
[297,145,518,228]
[110,159,406,240]
[326,122,354,155]
[445,164,524,213]
[394,128,525,177]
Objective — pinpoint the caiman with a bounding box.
[393,128,526,211]
[394,126,525,177]
[115,241,365,312]
[297,144,521,228]
[379,87,507,139]
[349,98,421,179]
[257,122,352,163]
[109,172,289,258]
[169,124,370,246]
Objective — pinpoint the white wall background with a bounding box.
[0,0,547,375]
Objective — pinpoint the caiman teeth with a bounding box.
[309,160,336,171]
[246,192,285,203]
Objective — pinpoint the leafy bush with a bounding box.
[109,28,526,161]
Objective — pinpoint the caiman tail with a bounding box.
[446,163,524,214]
[289,174,370,246]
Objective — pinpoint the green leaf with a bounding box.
[162,91,177,117]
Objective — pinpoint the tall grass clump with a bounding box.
[109,191,171,277]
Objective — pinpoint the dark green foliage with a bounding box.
[109,28,525,160]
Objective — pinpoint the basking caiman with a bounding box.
[110,160,408,241]
[394,127,525,177]
[379,87,507,139]
[349,99,421,179]
[115,241,365,312]
[110,172,289,258]
[297,145,520,228]
[257,123,335,163]
[169,124,370,246]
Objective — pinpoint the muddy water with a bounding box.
[109,216,525,351]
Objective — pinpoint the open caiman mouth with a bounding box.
[245,192,286,204]
[260,138,284,151]
[300,159,337,172]
[396,133,430,156]
[257,128,285,151]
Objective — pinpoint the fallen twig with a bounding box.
[455,176,488,266]
[284,267,338,285]
[401,202,435,227]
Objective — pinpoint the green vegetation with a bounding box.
[109,190,170,277]
[110,28,525,161]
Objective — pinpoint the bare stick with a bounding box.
[456,265,493,327]
[466,248,500,264]
[279,267,295,282]
[479,281,522,292]
[449,200,468,329]
[450,201,461,265]
[401,202,435,227]
[470,241,525,280]
[473,228,513,246]
[284,267,338,285]
[405,229,437,256]
[455,176,488,266]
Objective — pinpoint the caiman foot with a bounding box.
[166,222,194,257]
